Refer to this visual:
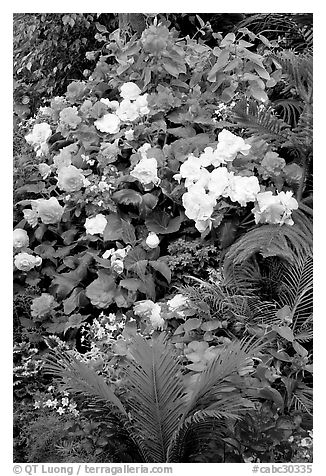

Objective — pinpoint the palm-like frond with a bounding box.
[166,417,229,463]
[274,50,313,104]
[44,349,127,416]
[282,378,313,416]
[124,334,186,463]
[231,99,290,146]
[273,98,303,127]
[225,222,312,266]
[278,253,313,330]
[182,338,265,419]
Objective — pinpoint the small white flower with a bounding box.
[111,259,124,274]
[13,229,29,249]
[120,82,141,101]
[125,129,134,140]
[44,399,54,408]
[146,232,160,249]
[38,163,52,179]
[167,294,188,311]
[103,249,114,259]
[57,407,65,415]
[61,397,69,407]
[34,401,41,409]
[130,157,160,186]
[94,113,120,134]
[85,214,107,235]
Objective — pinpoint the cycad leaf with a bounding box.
[125,334,186,463]
[278,252,313,329]
[183,338,264,419]
[44,349,127,416]
[225,219,312,266]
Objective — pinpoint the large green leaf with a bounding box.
[145,211,182,235]
[103,213,122,241]
[85,269,117,308]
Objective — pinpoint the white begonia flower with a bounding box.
[252,191,298,226]
[38,163,51,179]
[138,143,151,159]
[84,214,107,235]
[94,113,121,134]
[178,154,210,189]
[278,191,299,213]
[207,167,230,199]
[125,129,134,140]
[115,99,139,122]
[182,184,217,223]
[150,312,165,330]
[167,294,188,311]
[198,147,219,167]
[133,300,164,330]
[226,173,260,206]
[23,209,39,228]
[146,232,160,249]
[120,82,142,100]
[13,229,29,249]
[36,142,49,157]
[100,98,119,110]
[130,157,160,186]
[103,249,114,260]
[214,129,251,163]
[14,252,42,272]
[25,123,52,148]
[134,94,150,115]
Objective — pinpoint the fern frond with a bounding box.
[278,253,313,329]
[274,50,313,104]
[225,222,312,266]
[124,333,186,463]
[273,98,303,127]
[231,99,290,146]
[44,349,127,416]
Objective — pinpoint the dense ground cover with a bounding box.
[13,13,313,463]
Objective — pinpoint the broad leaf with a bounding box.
[85,270,117,308]
[103,213,122,241]
[145,211,182,235]
[112,189,143,206]
[149,260,171,283]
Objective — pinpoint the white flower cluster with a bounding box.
[175,130,259,232]
[133,300,165,330]
[34,389,79,417]
[94,82,149,134]
[102,245,131,274]
[252,191,299,226]
[25,122,52,157]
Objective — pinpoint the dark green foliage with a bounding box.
[166,238,219,284]
[44,333,262,462]
[13,13,118,115]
